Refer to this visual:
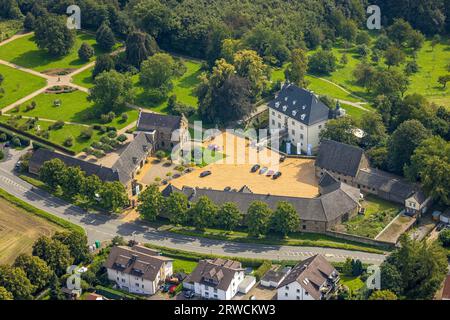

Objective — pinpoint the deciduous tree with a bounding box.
[246,201,272,237]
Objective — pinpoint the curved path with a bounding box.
[0,150,385,265]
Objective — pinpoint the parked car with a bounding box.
[162,283,171,292]
[169,285,178,294]
[272,172,282,179]
[266,170,275,177]
[259,167,268,175]
[161,180,168,185]
[279,156,286,163]
[200,170,212,177]
[224,186,231,191]
[15,161,22,170]
[183,290,195,299]
[172,173,181,179]
[251,164,260,172]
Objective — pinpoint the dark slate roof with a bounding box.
[112,132,153,184]
[238,185,253,193]
[29,148,120,182]
[166,184,360,223]
[278,255,339,300]
[316,140,365,177]
[318,171,340,194]
[103,245,173,282]
[184,258,243,291]
[268,84,331,125]
[137,111,182,132]
[410,190,428,204]
[355,168,416,200]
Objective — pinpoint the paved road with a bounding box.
[0,149,386,264]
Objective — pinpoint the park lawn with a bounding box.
[340,102,371,123]
[133,59,202,114]
[0,19,23,42]
[13,90,138,129]
[172,258,198,274]
[72,66,95,88]
[0,31,119,72]
[341,275,365,292]
[342,195,402,238]
[407,39,450,107]
[0,63,47,108]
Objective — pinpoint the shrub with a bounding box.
[253,261,272,281]
[107,130,117,138]
[92,150,105,158]
[79,127,93,140]
[439,229,450,247]
[50,120,65,130]
[0,133,7,142]
[91,141,103,149]
[11,136,21,147]
[64,137,74,147]
[78,42,95,61]
[121,113,128,122]
[117,134,127,143]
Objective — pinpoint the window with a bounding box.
[142,284,144,288]
[300,134,304,140]
[296,289,300,293]
[272,119,275,125]
[291,129,295,135]
[135,283,139,287]
[318,125,322,129]
[278,114,281,119]
[285,293,288,297]
[272,111,275,115]
[285,286,289,290]
[292,121,295,125]
[305,291,309,296]
[300,126,304,130]
[278,123,281,129]
[296,296,300,300]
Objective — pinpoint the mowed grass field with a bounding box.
[0,64,47,108]
[0,32,118,72]
[133,59,202,114]
[72,66,95,88]
[0,197,63,264]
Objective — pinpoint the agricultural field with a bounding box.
[0,32,118,73]
[0,64,47,108]
[133,59,202,114]
[0,196,63,265]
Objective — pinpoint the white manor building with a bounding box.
[268,84,344,154]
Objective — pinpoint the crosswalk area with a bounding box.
[0,175,28,192]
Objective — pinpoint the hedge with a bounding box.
[0,188,85,235]
[254,260,272,281]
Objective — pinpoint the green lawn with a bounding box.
[13,90,138,128]
[72,66,95,88]
[340,275,365,292]
[0,31,118,72]
[342,195,402,238]
[172,258,198,274]
[133,59,202,114]
[0,64,47,108]
[407,39,450,107]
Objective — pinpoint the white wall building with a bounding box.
[104,245,173,295]
[277,255,339,300]
[268,84,343,154]
[183,258,246,300]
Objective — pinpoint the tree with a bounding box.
[155,150,166,161]
[387,19,415,47]
[98,181,129,213]
[52,231,90,264]
[384,46,406,68]
[216,202,242,231]
[140,53,176,94]
[246,201,272,237]
[270,201,300,236]
[78,42,95,61]
[137,184,164,221]
[164,192,189,225]
[88,70,133,113]
[0,265,34,300]
[221,38,242,63]
[380,236,447,299]
[356,31,370,45]
[437,75,450,88]
[370,69,409,97]
[125,31,159,68]
[96,23,115,52]
[23,12,35,30]
[439,229,450,247]
[190,196,218,230]
[360,113,388,149]
[233,50,269,99]
[13,254,53,292]
[39,159,67,191]
[408,30,425,51]
[48,274,64,300]
[369,290,398,300]
[374,34,391,51]
[0,286,13,300]
[32,236,73,276]
[284,48,308,87]
[308,50,337,75]
[341,20,358,42]
[387,120,430,175]
[93,54,115,78]
[34,14,75,56]
[319,117,359,146]
[60,166,86,200]
[405,136,450,206]
[353,63,376,89]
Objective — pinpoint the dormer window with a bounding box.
[284,97,288,101]
[302,105,306,110]
[293,100,297,105]
[275,102,280,108]
[292,110,297,116]
[282,105,288,112]
[300,114,306,121]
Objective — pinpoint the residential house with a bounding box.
[277,255,339,300]
[268,84,342,154]
[136,110,188,151]
[183,258,245,300]
[315,139,431,215]
[104,245,173,295]
[260,266,291,288]
[162,181,360,233]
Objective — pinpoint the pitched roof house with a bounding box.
[277,255,339,300]
[268,84,335,153]
[104,245,173,295]
[183,258,246,300]
[162,182,360,233]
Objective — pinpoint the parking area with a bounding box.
[165,132,319,198]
